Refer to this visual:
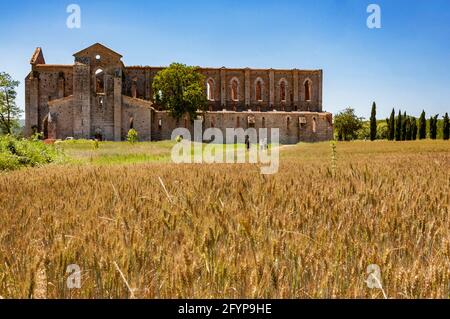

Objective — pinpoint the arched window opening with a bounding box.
[231,79,239,102]
[95,69,105,94]
[287,117,291,129]
[158,119,162,130]
[236,117,240,127]
[129,117,134,130]
[312,117,317,133]
[262,117,265,128]
[98,96,104,107]
[280,81,287,102]
[304,80,311,101]
[256,79,263,102]
[207,79,215,101]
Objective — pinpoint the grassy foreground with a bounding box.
[0,140,449,298]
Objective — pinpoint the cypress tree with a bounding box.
[434,115,439,139]
[429,116,434,139]
[402,111,407,140]
[389,108,395,141]
[419,110,426,139]
[430,115,438,140]
[405,117,411,140]
[395,110,402,141]
[370,102,377,141]
[443,113,449,140]
[411,117,417,140]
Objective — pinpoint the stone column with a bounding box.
[131,79,137,99]
[73,60,91,138]
[28,74,39,134]
[114,71,122,141]
[145,69,151,100]
[57,75,65,99]
[220,68,226,108]
[293,69,299,110]
[269,70,275,109]
[245,68,250,107]
[318,70,323,112]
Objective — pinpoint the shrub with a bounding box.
[127,129,138,144]
[0,135,62,170]
[377,122,389,140]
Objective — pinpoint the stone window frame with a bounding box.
[303,78,313,102]
[206,77,215,101]
[278,78,288,103]
[255,77,264,102]
[312,116,317,133]
[230,77,240,102]
[93,67,106,95]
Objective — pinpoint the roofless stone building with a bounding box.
[25,43,333,143]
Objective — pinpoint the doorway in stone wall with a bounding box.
[42,115,49,139]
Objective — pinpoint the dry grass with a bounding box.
[0,140,449,299]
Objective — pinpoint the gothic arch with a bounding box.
[206,78,215,101]
[255,77,264,102]
[304,78,312,102]
[94,68,105,94]
[230,77,240,102]
[279,78,288,102]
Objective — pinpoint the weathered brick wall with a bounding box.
[48,96,74,139]
[124,67,322,113]
[122,96,152,141]
[151,111,333,144]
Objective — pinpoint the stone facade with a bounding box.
[25,43,333,143]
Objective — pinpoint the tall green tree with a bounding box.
[443,113,449,140]
[389,108,395,141]
[411,117,418,140]
[418,110,426,139]
[0,72,21,135]
[402,111,407,140]
[334,107,364,141]
[404,117,411,140]
[369,102,377,141]
[152,63,207,121]
[395,110,402,141]
[430,115,439,140]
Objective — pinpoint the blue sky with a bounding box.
[1,0,449,119]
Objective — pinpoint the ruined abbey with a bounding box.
[25,43,333,144]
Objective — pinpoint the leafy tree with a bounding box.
[411,117,418,140]
[395,110,402,141]
[370,102,377,141]
[334,107,364,141]
[152,63,207,121]
[377,122,389,140]
[0,72,21,135]
[418,110,426,139]
[357,122,370,140]
[443,113,449,140]
[388,108,395,141]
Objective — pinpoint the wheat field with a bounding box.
[0,140,449,299]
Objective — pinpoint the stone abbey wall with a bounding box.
[24,43,332,144]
